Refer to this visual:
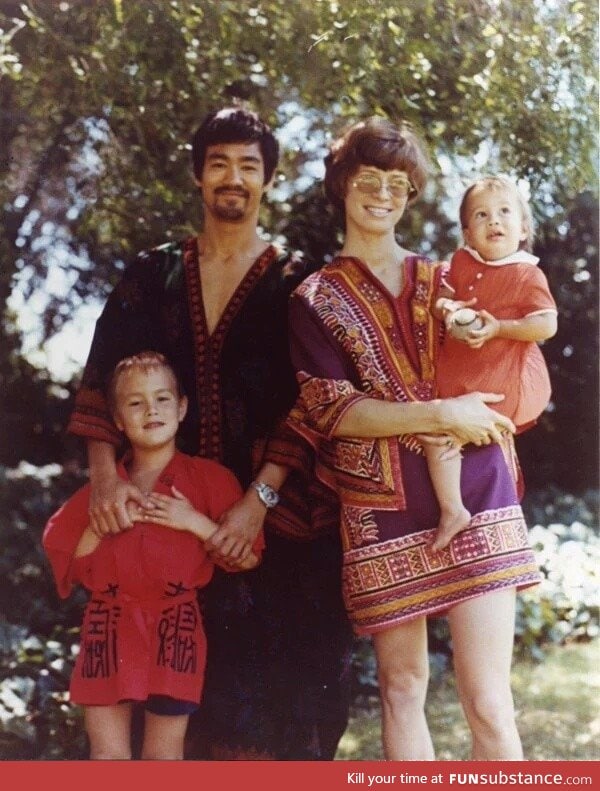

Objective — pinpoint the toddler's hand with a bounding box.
[463,309,499,348]
[438,297,477,329]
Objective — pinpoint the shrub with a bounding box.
[516,521,600,659]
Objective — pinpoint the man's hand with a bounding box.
[440,392,515,447]
[88,474,147,536]
[205,489,266,565]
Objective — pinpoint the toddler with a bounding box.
[427,176,557,550]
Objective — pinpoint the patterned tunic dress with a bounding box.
[67,238,353,759]
[288,255,541,635]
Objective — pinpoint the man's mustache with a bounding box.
[215,186,249,198]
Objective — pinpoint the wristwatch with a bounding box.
[251,481,280,509]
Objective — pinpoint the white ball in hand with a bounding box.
[448,308,483,341]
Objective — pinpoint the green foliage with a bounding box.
[517,520,600,658]
[1,0,597,303]
[0,462,87,758]
[516,191,599,491]
[0,0,597,484]
[0,463,87,631]
[0,327,77,467]
[425,487,600,669]
[0,624,85,759]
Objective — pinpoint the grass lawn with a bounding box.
[335,640,600,761]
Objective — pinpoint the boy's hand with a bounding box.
[139,486,197,531]
[463,309,499,348]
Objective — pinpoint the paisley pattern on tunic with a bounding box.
[342,505,539,634]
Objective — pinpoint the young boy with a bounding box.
[428,175,557,551]
[43,351,262,759]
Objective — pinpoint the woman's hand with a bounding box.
[439,392,515,446]
[204,489,266,565]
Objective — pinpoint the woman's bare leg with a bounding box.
[373,616,434,760]
[448,589,523,760]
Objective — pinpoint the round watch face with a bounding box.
[253,482,279,508]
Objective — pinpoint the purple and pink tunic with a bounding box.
[288,255,541,635]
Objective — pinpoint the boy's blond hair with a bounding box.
[107,351,181,413]
[459,175,535,252]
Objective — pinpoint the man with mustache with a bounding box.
[67,107,353,760]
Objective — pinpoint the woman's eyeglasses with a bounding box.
[352,173,416,200]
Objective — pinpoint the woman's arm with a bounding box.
[334,392,514,446]
[290,293,514,447]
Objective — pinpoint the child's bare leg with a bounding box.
[424,443,471,551]
[84,702,133,759]
[141,711,189,760]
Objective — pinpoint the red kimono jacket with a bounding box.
[43,451,262,706]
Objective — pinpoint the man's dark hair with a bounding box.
[191,107,279,184]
